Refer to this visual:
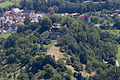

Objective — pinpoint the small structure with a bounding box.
[29,13,44,22]
[49,32,64,39]
[0,17,5,25]
[52,23,61,29]
[78,15,85,19]
[61,13,69,17]
[50,23,65,39]
[102,59,108,64]
[11,8,21,14]
[115,10,120,14]
[29,14,38,22]
[3,24,18,33]
[83,0,91,3]
[70,13,79,16]
[22,10,35,16]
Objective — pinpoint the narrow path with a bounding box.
[116,59,119,67]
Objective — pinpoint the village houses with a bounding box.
[0,8,46,33]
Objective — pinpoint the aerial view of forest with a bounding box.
[0,0,120,80]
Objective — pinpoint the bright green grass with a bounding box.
[103,30,120,36]
[0,1,14,8]
[0,33,11,39]
[95,24,101,28]
[117,45,120,64]
[11,0,22,5]
[104,30,120,64]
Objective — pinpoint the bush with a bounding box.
[73,61,83,71]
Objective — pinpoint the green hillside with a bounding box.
[0,0,21,8]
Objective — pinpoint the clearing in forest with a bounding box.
[47,41,95,77]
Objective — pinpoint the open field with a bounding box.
[0,1,14,8]
[47,41,65,61]
[0,0,21,8]
[117,45,120,64]
[0,33,11,39]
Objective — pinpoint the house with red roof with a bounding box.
[0,17,5,26]
[78,15,85,19]
[11,8,21,14]
[29,13,44,22]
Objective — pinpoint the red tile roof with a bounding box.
[0,17,5,20]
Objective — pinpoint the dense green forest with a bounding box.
[19,0,120,13]
[0,0,120,80]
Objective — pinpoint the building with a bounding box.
[0,17,5,26]
[11,8,21,14]
[3,24,18,33]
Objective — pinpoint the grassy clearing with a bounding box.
[0,0,22,8]
[95,24,101,28]
[103,30,120,36]
[44,40,57,50]
[117,45,120,64]
[104,30,120,64]
[47,43,65,61]
[47,41,95,77]
[0,33,11,39]
[0,1,14,8]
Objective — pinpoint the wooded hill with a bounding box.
[0,14,118,80]
[19,0,120,13]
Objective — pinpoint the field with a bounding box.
[0,1,13,8]
[0,33,11,39]
[0,0,22,8]
[104,30,120,64]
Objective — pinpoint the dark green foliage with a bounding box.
[20,0,120,14]
[43,64,56,79]
[61,16,75,27]
[4,33,19,49]
[75,73,83,80]
[58,17,117,73]
[24,18,31,25]
[57,59,67,72]
[93,67,120,80]
[50,14,62,23]
[73,61,83,71]
[86,59,108,74]
[80,54,87,64]
[17,73,29,80]
[0,57,2,63]
[7,54,15,63]
[39,17,52,33]
[91,16,99,24]
[52,74,62,80]
[20,54,32,65]
[64,74,72,80]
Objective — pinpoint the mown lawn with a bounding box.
[0,1,14,8]
[0,33,11,39]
